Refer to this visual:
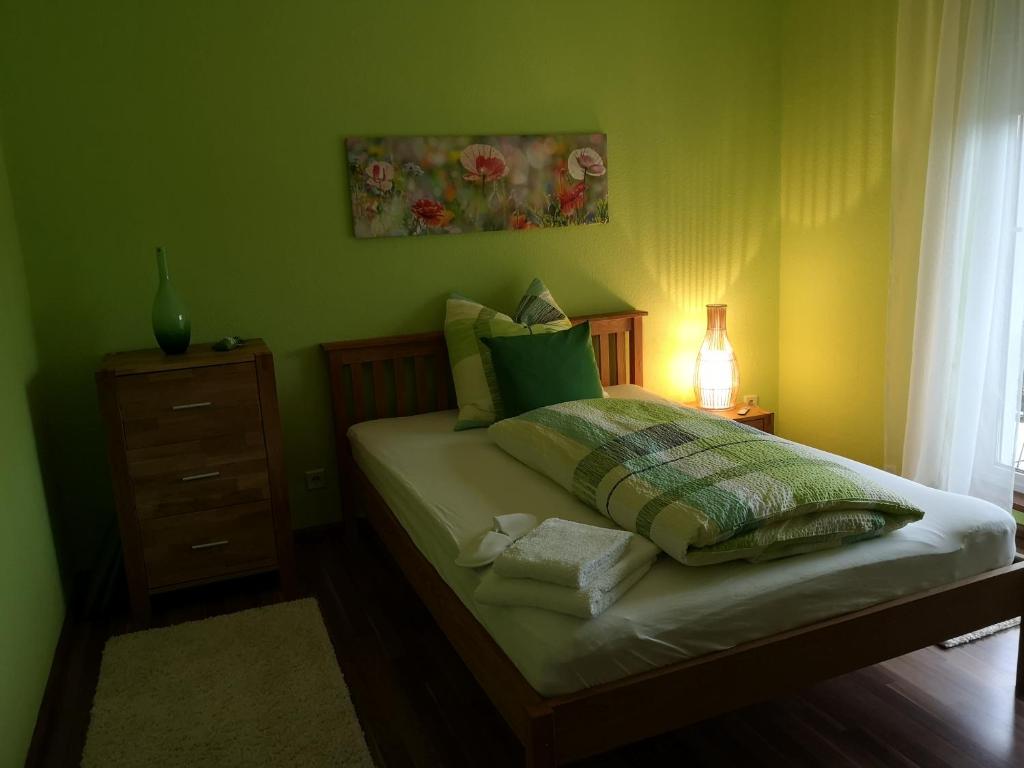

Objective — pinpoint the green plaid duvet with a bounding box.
[488,398,924,565]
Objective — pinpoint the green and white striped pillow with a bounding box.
[445,278,571,430]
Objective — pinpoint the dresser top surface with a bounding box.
[682,402,773,420]
[99,339,270,376]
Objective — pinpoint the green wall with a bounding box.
[0,116,65,766]
[778,0,897,467]
[0,0,782,584]
[0,4,905,752]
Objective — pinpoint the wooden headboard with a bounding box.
[321,309,645,514]
[321,309,646,436]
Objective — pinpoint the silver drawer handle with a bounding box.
[172,401,212,411]
[191,540,229,550]
[181,471,221,482]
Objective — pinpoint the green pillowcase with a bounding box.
[482,322,604,418]
[444,278,571,430]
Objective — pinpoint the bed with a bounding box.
[322,310,1024,767]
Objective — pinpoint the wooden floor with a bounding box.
[30,523,1024,768]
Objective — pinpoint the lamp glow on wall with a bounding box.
[693,304,739,410]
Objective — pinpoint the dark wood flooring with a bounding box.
[29,523,1024,767]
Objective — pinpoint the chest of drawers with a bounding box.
[97,340,295,620]
[683,402,776,434]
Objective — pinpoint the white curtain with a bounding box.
[893,0,1024,510]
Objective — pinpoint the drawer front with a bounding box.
[142,501,278,589]
[738,416,771,434]
[127,431,270,519]
[117,363,262,450]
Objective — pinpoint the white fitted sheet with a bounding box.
[349,385,1016,696]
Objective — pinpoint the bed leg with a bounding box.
[525,706,556,768]
[1016,616,1024,699]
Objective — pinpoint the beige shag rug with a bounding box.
[82,598,373,767]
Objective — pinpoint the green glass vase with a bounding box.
[151,247,191,354]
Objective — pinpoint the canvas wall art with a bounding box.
[346,133,608,238]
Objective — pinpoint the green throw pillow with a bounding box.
[482,322,604,418]
[444,278,571,430]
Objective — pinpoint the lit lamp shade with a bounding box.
[694,304,739,410]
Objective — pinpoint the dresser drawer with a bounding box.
[127,431,270,519]
[117,363,262,449]
[141,501,278,589]
[738,416,767,432]
[738,415,774,434]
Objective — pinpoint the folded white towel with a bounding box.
[475,538,659,618]
[572,536,659,593]
[493,518,632,588]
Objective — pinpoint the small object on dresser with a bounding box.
[213,336,246,351]
[151,246,191,354]
[96,339,295,622]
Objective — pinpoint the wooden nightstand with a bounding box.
[96,340,295,621]
[686,403,775,434]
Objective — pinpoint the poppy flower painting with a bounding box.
[346,133,608,238]
[410,198,454,228]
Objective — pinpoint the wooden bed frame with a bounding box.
[322,310,1024,767]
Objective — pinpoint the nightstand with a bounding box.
[686,403,775,434]
[96,340,295,621]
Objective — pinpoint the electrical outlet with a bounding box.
[304,468,326,491]
[743,394,758,407]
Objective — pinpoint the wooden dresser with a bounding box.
[97,340,295,620]
[685,402,775,434]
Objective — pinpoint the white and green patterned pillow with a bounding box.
[445,278,572,430]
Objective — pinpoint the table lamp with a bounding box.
[694,304,739,410]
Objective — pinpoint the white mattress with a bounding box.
[349,385,1016,697]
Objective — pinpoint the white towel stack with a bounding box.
[474,518,659,618]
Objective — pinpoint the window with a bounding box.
[1012,113,1024,493]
